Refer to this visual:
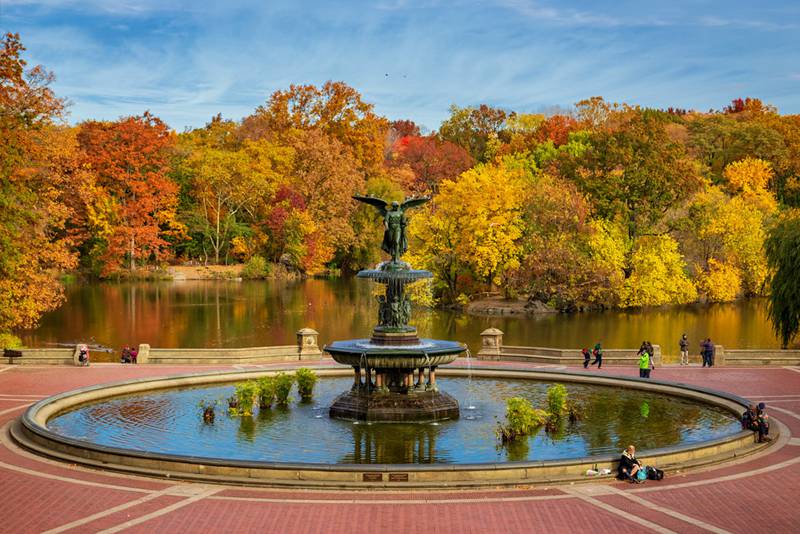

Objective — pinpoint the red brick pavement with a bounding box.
[0,361,799,533]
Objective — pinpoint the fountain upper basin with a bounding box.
[324,338,466,368]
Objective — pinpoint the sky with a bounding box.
[2,0,799,132]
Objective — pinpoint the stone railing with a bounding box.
[3,347,75,365]
[476,328,800,367]
[476,328,662,366]
[4,329,323,366]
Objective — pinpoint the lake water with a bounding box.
[21,279,780,358]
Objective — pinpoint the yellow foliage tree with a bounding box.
[696,259,742,302]
[723,157,777,212]
[618,235,697,307]
[407,161,527,302]
[682,182,775,298]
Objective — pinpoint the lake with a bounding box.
[20,279,780,358]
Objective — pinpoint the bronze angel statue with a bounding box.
[353,195,430,263]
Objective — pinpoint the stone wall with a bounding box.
[476,328,800,366]
[3,328,323,366]
[3,348,75,365]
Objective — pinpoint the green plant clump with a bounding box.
[274,372,295,405]
[295,368,317,400]
[233,381,258,416]
[546,383,568,418]
[497,397,548,443]
[241,255,271,279]
[256,376,276,409]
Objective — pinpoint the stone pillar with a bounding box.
[477,328,504,360]
[296,328,322,360]
[137,343,151,364]
[714,345,726,366]
[652,344,662,366]
[428,366,438,391]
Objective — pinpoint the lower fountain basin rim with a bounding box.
[16,366,764,484]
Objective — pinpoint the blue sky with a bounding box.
[2,0,799,131]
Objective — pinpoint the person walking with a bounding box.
[679,334,689,366]
[582,348,592,369]
[591,342,603,369]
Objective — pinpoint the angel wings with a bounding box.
[352,195,431,215]
[352,195,431,262]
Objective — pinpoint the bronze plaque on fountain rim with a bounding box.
[388,473,409,482]
[362,472,383,482]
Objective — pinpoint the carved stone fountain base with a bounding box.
[329,390,459,422]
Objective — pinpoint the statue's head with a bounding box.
[392,201,400,209]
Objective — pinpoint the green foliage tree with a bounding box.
[765,211,800,348]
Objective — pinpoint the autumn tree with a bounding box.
[558,110,704,248]
[406,158,527,303]
[0,33,77,336]
[185,137,289,264]
[687,114,787,182]
[438,104,510,162]
[284,128,362,270]
[77,113,182,273]
[241,81,388,173]
[387,134,475,194]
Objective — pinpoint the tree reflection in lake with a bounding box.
[22,280,780,360]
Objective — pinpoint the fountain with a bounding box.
[325,195,466,422]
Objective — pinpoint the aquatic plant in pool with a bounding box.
[46,376,743,465]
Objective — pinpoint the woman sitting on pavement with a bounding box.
[618,445,643,482]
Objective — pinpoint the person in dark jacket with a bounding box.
[756,402,771,442]
[701,338,715,367]
[742,404,758,431]
[581,348,592,369]
[618,445,642,482]
[590,342,603,369]
[679,334,689,366]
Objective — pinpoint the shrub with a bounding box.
[274,372,295,405]
[295,368,317,400]
[256,376,276,409]
[233,381,258,416]
[546,384,568,418]
[241,255,271,279]
[497,397,548,443]
[0,333,22,349]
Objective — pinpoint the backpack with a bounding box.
[636,469,647,481]
[646,466,664,480]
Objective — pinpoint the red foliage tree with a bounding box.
[77,112,180,272]
[534,115,579,146]
[389,135,475,194]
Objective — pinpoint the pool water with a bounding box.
[47,377,742,465]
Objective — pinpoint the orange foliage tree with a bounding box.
[77,113,182,273]
[0,33,77,334]
[241,81,388,173]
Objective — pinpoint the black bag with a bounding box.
[646,466,664,480]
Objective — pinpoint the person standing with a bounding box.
[679,334,689,366]
[701,338,711,367]
[638,348,650,378]
[591,342,603,369]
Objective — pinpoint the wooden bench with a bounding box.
[4,349,23,364]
